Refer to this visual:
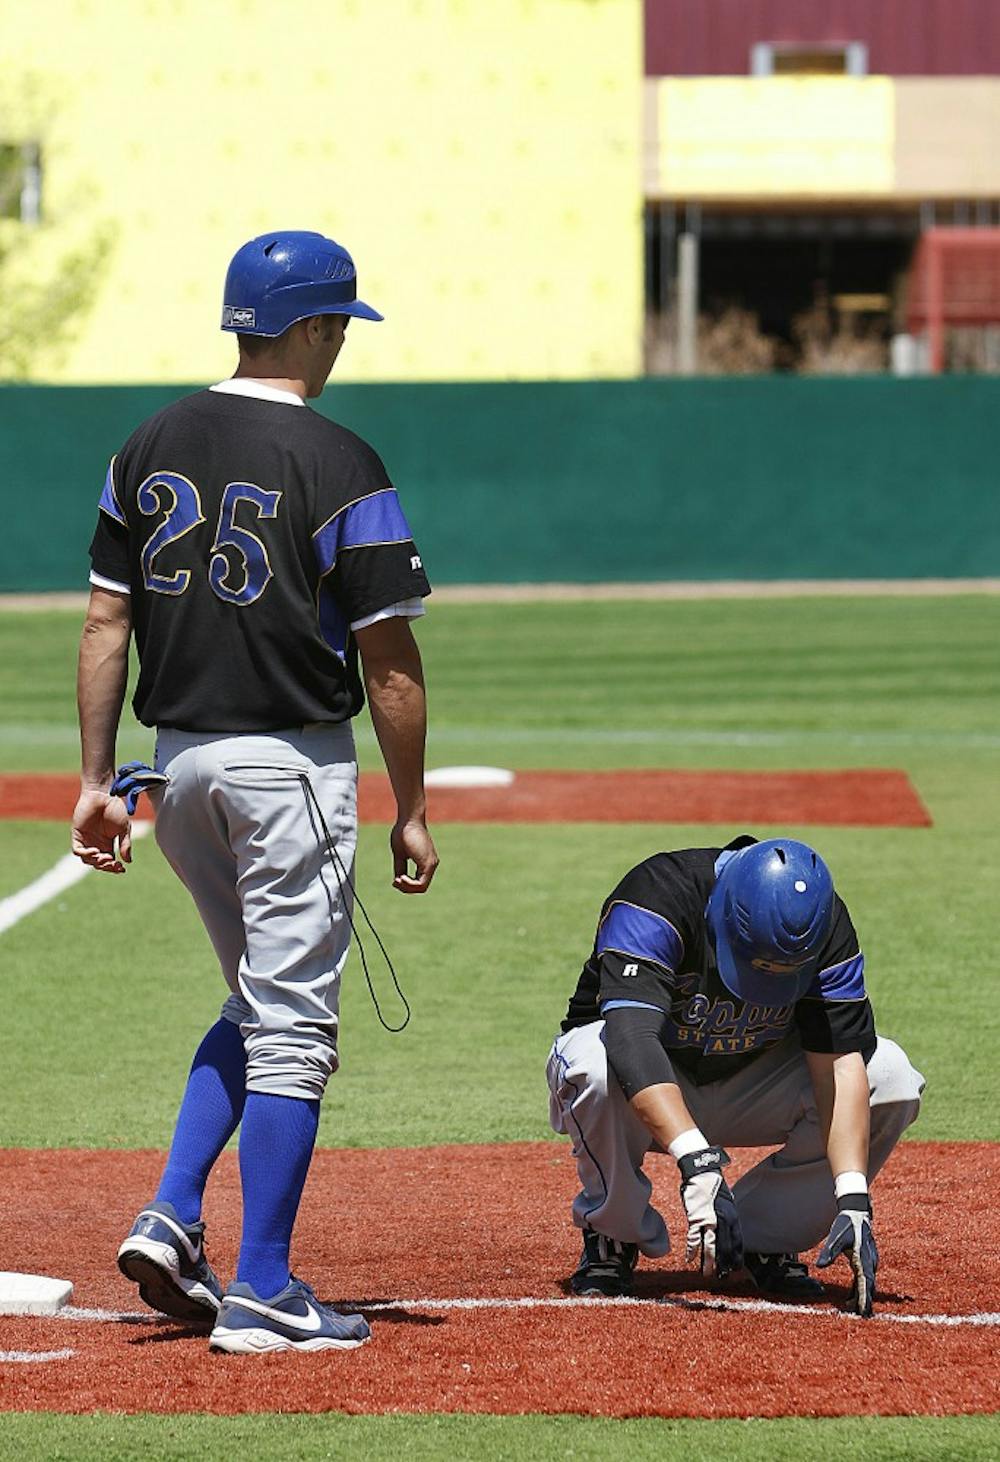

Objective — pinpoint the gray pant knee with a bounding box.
[868,1037,925,1169]
[243,1031,338,1101]
[870,1037,924,1121]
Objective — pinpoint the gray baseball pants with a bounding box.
[547,1022,925,1256]
[152,724,357,1102]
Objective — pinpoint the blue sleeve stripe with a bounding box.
[340,490,411,550]
[803,953,867,1002]
[596,901,683,972]
[313,489,412,576]
[98,457,126,525]
[600,999,667,1013]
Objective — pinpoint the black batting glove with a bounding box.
[677,1146,744,1280]
[817,1193,878,1318]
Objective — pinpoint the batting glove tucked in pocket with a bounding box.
[677,1146,744,1279]
[817,1196,878,1318]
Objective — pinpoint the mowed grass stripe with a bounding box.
[1,597,998,772]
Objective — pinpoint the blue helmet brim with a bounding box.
[714,929,816,1008]
[221,298,384,335]
[342,298,383,322]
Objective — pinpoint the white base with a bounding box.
[0,1272,73,1316]
[425,765,514,789]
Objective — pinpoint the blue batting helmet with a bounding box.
[221,231,383,336]
[706,839,835,1007]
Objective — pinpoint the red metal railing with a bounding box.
[907,228,1000,372]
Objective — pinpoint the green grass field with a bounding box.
[2,594,998,1458]
[3,1413,998,1462]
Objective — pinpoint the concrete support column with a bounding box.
[677,231,699,375]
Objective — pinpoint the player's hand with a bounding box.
[390,816,438,894]
[817,1198,878,1317]
[677,1146,744,1279]
[71,789,132,874]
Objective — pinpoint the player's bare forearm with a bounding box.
[73,588,133,873]
[630,1082,700,1150]
[806,1049,870,1178]
[356,616,439,892]
[77,588,132,789]
[357,617,428,818]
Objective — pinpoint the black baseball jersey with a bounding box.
[561,837,876,1085]
[88,389,430,731]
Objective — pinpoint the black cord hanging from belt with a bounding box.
[298,772,411,1034]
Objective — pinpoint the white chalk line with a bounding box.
[55,1296,1000,1329]
[0,823,153,936]
[354,1295,1000,1328]
[0,1349,75,1363]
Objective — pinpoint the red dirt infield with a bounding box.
[0,768,931,826]
[0,1141,995,1418]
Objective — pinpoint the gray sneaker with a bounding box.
[209,1277,371,1354]
[117,1201,223,1322]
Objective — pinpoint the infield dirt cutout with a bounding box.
[0,768,931,827]
[0,1142,995,1418]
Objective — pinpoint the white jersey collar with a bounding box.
[210,378,305,407]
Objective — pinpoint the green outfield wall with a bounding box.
[2,378,997,591]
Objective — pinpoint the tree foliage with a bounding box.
[0,77,115,380]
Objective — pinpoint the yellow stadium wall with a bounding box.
[644,76,1000,202]
[1,0,642,384]
[646,77,896,199]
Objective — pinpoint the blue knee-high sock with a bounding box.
[236,1092,320,1299]
[154,1018,247,1225]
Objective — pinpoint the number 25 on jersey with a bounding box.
[138,472,282,606]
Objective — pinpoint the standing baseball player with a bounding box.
[547,836,924,1316]
[72,231,438,1354]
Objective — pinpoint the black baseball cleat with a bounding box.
[570,1228,639,1297]
[743,1250,824,1299]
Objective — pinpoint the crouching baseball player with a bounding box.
[546,836,924,1317]
[72,231,437,1354]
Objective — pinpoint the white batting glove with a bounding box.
[817,1195,878,1318]
[677,1146,744,1279]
